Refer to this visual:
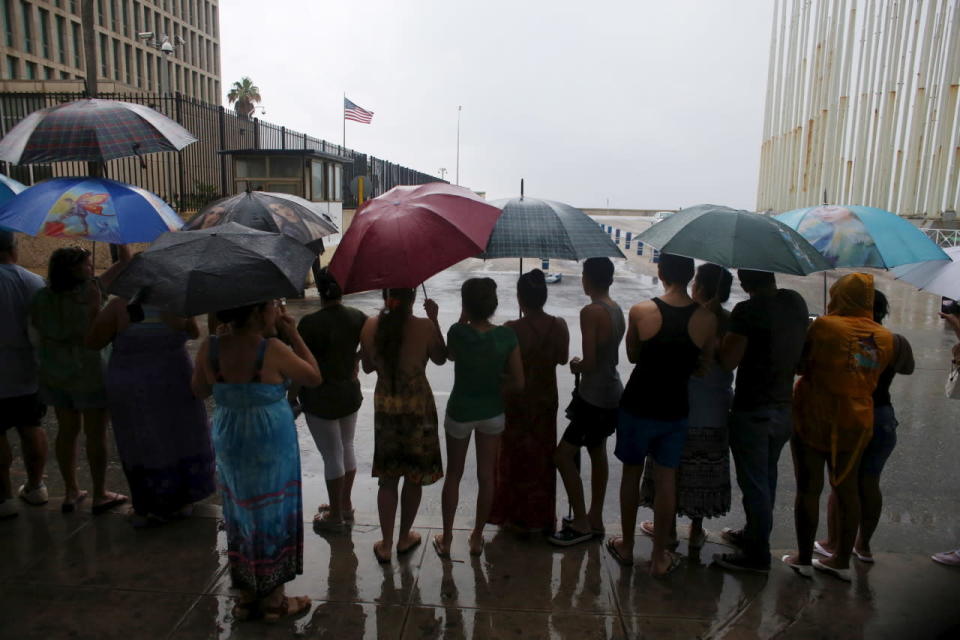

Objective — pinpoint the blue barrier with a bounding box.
[637,241,643,256]
[625,231,632,250]
[615,229,621,245]
[541,259,549,271]
[652,248,661,264]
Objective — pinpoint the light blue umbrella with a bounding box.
[0,177,183,244]
[0,173,26,205]
[774,205,949,269]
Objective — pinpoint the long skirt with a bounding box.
[106,331,215,517]
[212,382,303,597]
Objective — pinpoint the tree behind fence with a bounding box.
[0,91,441,211]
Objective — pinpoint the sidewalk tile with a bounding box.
[0,508,90,579]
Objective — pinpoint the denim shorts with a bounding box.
[615,409,688,468]
[444,413,506,439]
[860,405,898,477]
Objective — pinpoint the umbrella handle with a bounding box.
[421,283,428,299]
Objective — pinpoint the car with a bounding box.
[652,211,674,223]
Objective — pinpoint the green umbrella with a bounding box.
[636,204,830,275]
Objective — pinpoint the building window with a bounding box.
[112,37,120,80]
[38,8,49,59]
[20,0,33,54]
[5,55,17,79]
[133,1,139,32]
[60,69,70,79]
[99,33,107,76]
[2,0,13,47]
[135,48,142,87]
[24,60,36,79]
[124,43,131,84]
[55,15,65,64]
[121,0,128,36]
[97,0,103,26]
[71,21,80,66]
[43,65,54,79]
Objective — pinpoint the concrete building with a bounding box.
[0,0,220,103]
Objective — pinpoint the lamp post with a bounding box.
[439,167,447,181]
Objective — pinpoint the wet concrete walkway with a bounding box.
[1,503,958,639]
[4,217,960,638]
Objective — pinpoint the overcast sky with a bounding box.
[220,1,774,211]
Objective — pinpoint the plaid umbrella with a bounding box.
[479,197,624,260]
[184,191,338,254]
[0,99,196,164]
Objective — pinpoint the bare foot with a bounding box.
[262,595,311,621]
[468,532,484,557]
[818,554,850,570]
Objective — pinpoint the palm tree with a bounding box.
[227,77,261,119]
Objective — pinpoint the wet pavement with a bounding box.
[3,216,960,638]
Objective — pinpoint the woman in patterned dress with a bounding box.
[360,288,447,564]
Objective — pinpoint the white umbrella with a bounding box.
[892,246,960,299]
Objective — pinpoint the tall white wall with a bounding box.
[757,0,960,218]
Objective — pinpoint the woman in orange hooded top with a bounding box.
[782,273,892,582]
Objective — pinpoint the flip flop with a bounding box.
[812,558,852,582]
[373,542,392,565]
[605,537,634,567]
[262,595,311,622]
[813,541,832,557]
[651,551,683,579]
[433,534,451,559]
[397,532,422,556]
[853,549,875,564]
[781,554,813,578]
[92,493,128,515]
[61,490,89,514]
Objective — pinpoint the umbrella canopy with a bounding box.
[0,99,196,164]
[774,205,949,269]
[0,173,26,205]
[0,177,183,244]
[636,204,831,275]
[892,245,960,300]
[183,190,338,254]
[328,182,501,294]
[479,196,624,260]
[108,222,315,316]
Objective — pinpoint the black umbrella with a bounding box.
[108,222,316,316]
[184,191,338,254]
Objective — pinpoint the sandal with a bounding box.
[317,504,355,524]
[549,526,593,547]
[397,532,422,556]
[92,492,128,515]
[651,551,683,579]
[373,541,392,564]
[433,533,451,559]
[605,537,633,567]
[61,490,88,514]
[262,595,311,622]
[312,512,344,532]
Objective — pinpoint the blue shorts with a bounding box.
[860,405,898,477]
[615,409,688,469]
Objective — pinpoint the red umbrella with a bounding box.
[329,182,502,294]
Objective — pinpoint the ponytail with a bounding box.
[374,288,416,386]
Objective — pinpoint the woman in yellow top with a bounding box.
[783,273,892,582]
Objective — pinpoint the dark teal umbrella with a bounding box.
[479,196,623,260]
[636,204,830,275]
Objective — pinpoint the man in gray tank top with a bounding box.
[550,258,625,547]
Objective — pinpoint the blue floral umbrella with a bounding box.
[0,177,183,244]
[0,173,26,205]
[774,205,948,269]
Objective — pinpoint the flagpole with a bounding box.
[456,105,461,185]
[342,92,346,149]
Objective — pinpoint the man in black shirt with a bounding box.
[713,269,808,573]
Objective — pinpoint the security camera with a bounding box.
[160,40,174,54]
[137,31,153,39]
[175,35,185,45]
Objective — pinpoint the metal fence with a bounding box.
[0,91,441,211]
[924,229,960,249]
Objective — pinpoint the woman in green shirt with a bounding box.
[434,278,524,558]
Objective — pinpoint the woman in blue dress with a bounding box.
[192,300,322,621]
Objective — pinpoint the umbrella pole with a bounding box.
[421,283,428,300]
[518,257,523,318]
[823,271,828,314]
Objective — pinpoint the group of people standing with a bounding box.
[0,225,952,622]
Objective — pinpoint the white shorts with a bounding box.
[444,413,506,439]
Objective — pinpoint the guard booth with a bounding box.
[219,149,351,245]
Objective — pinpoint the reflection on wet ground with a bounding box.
[1,505,958,638]
[4,217,960,637]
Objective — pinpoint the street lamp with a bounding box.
[138,31,184,96]
[438,167,447,181]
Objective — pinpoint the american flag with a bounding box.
[344,98,374,124]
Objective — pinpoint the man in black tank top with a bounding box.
[608,255,716,577]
